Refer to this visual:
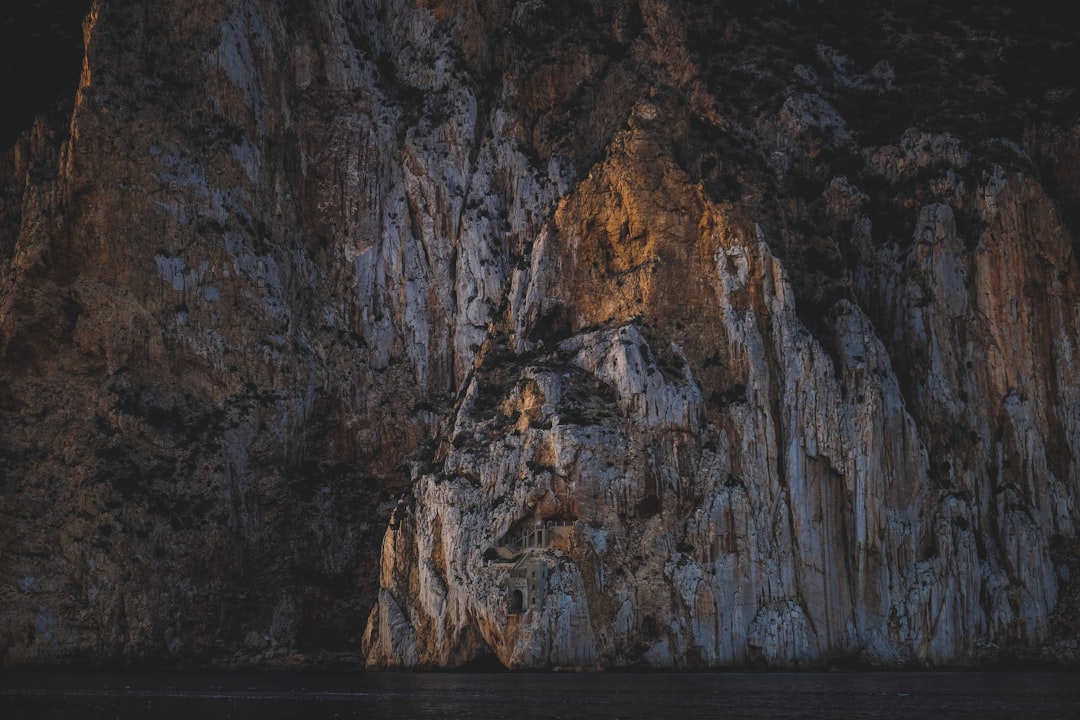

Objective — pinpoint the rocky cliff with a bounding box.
[2,0,1079,669]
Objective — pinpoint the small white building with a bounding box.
[490,520,575,614]
[507,555,548,614]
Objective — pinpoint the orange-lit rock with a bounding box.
[2,0,1079,668]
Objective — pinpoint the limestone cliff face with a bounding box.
[1,0,543,664]
[2,0,1079,668]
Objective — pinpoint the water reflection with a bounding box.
[3,671,1078,720]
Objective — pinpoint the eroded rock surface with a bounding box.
[2,0,1079,667]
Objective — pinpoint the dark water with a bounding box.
[2,670,1078,720]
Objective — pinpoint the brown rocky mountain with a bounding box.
[1,0,1078,669]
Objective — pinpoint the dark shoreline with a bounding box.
[3,657,1080,674]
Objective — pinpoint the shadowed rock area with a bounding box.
[1,0,1079,669]
[0,2,90,147]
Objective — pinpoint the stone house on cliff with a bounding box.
[490,521,574,614]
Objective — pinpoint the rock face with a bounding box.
[2,0,1080,667]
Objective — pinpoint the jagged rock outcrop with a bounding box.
[2,0,1079,668]
[362,0,1080,669]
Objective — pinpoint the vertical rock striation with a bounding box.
[2,0,551,664]
[2,0,1079,667]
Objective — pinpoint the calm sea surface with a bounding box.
[2,670,1078,720]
